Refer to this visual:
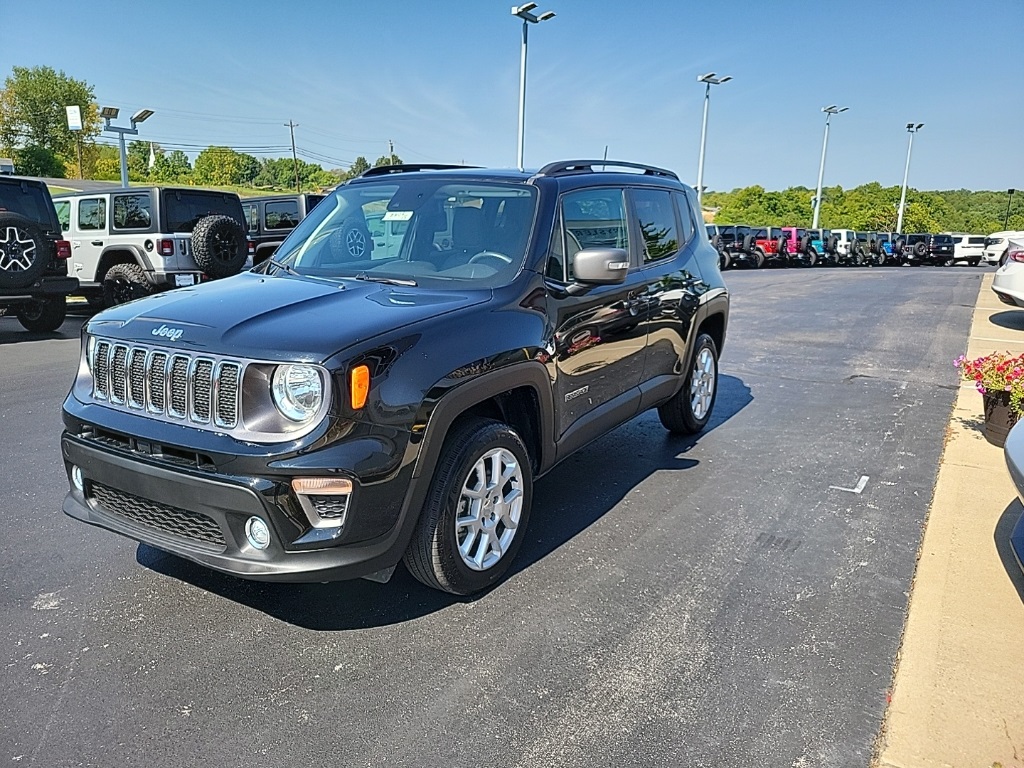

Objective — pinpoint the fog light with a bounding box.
[71,465,84,492]
[245,516,271,550]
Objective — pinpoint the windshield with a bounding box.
[271,178,537,288]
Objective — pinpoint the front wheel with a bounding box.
[404,418,533,595]
[16,297,66,332]
[970,258,981,267]
[942,256,956,267]
[658,333,719,435]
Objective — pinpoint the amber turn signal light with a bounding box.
[350,364,370,410]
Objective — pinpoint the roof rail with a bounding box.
[535,160,679,181]
[357,163,479,178]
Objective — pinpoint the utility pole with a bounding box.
[286,120,300,193]
[76,135,83,180]
[388,139,394,164]
[1006,189,1017,230]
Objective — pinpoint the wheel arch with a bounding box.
[95,246,151,283]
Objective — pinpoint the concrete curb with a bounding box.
[875,273,1024,767]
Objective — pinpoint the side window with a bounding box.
[78,198,106,231]
[265,201,299,230]
[112,194,152,230]
[246,204,258,232]
[553,188,629,282]
[545,206,566,281]
[53,200,70,232]
[633,188,679,263]
[672,191,695,245]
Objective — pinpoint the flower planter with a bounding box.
[983,390,1019,447]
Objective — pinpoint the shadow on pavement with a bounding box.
[988,310,1024,332]
[994,498,1024,606]
[140,374,753,630]
[0,314,88,345]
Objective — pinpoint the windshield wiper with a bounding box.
[353,273,417,287]
[259,258,300,276]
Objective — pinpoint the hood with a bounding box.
[87,271,490,362]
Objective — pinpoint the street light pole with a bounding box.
[812,105,848,229]
[100,106,154,188]
[695,72,732,206]
[896,123,924,235]
[512,3,555,172]
[1005,188,1017,230]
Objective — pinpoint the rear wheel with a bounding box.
[754,247,766,268]
[102,263,152,307]
[403,418,533,595]
[718,249,731,271]
[970,257,981,267]
[16,297,66,332]
[943,256,956,267]
[874,250,886,266]
[658,333,719,435]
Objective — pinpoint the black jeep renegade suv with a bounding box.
[61,161,730,595]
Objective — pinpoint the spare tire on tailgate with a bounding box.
[0,212,50,289]
[191,214,246,278]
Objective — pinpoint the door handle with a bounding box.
[91,240,103,246]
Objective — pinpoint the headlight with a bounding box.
[271,364,323,422]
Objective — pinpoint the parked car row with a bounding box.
[706,224,991,270]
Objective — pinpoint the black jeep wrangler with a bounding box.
[61,161,729,595]
[0,176,78,331]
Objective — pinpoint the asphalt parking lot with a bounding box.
[0,267,986,767]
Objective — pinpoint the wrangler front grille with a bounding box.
[91,338,242,430]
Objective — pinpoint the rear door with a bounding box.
[70,196,108,283]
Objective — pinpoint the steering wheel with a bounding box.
[468,250,512,265]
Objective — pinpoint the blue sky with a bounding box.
[3,0,1021,192]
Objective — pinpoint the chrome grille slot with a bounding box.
[168,355,189,418]
[190,359,214,423]
[215,362,240,428]
[147,352,167,413]
[109,345,128,404]
[127,348,147,408]
[93,341,110,399]
[83,335,322,443]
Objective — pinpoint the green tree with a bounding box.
[13,144,65,177]
[193,146,259,186]
[91,145,122,181]
[0,66,99,166]
[374,152,402,168]
[151,150,191,183]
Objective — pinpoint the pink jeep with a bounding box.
[780,227,817,266]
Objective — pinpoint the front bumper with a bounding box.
[1004,422,1024,574]
[61,431,419,583]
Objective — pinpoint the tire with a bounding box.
[969,258,981,267]
[15,296,66,332]
[775,236,787,258]
[942,256,956,267]
[330,218,373,261]
[826,235,838,255]
[658,333,719,435]
[711,234,722,251]
[403,418,533,595]
[913,241,927,258]
[0,212,50,290]
[85,292,106,310]
[800,234,812,253]
[869,239,881,256]
[718,249,731,271]
[191,214,247,278]
[753,247,766,268]
[742,234,755,253]
[805,246,818,267]
[894,239,905,256]
[102,262,152,307]
[874,250,886,267]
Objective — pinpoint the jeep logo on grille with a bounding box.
[151,324,184,342]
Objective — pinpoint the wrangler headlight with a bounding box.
[271,364,323,422]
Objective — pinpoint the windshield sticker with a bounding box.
[382,211,413,222]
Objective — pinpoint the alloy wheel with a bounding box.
[690,346,716,420]
[455,447,524,571]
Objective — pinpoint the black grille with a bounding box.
[128,348,147,408]
[310,495,349,520]
[94,341,110,398]
[216,363,239,427]
[110,346,128,403]
[192,360,213,422]
[148,352,167,411]
[91,482,225,547]
[169,355,189,417]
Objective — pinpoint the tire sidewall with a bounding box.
[420,420,533,594]
[0,212,50,289]
[192,215,246,278]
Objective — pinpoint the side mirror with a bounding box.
[571,248,629,290]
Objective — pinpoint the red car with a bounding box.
[780,227,818,266]
[750,227,787,267]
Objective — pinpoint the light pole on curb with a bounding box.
[695,72,732,206]
[812,105,848,229]
[512,2,555,172]
[100,106,154,188]
[896,123,924,235]
[1005,188,1017,230]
